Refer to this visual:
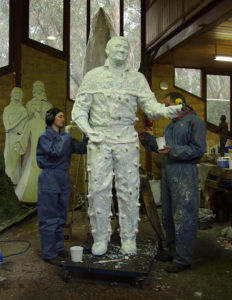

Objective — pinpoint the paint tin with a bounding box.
[217,157,229,168]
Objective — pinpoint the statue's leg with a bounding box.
[113,141,140,255]
[87,142,113,255]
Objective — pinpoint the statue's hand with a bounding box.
[166,104,183,119]
[88,131,104,144]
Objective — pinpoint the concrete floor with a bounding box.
[0,209,232,300]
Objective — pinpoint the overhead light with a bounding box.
[47,35,57,40]
[214,55,232,62]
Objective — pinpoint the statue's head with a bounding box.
[105,36,129,65]
[11,87,23,102]
[32,80,46,97]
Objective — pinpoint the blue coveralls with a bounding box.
[144,110,206,265]
[36,126,87,260]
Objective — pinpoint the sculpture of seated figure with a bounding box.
[26,80,53,121]
[14,111,46,203]
[3,87,28,184]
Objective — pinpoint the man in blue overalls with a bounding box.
[139,92,206,273]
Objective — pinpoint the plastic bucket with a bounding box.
[217,158,229,168]
[70,246,83,262]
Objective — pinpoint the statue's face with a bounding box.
[108,38,129,64]
[33,85,44,96]
[12,88,23,101]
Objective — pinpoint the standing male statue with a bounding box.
[26,80,53,121]
[72,36,182,256]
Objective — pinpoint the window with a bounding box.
[70,0,141,100]
[206,74,231,130]
[0,0,9,68]
[174,67,201,97]
[70,0,87,100]
[124,0,141,70]
[29,0,64,51]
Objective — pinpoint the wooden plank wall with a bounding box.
[146,0,214,47]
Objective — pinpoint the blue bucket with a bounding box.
[217,158,229,168]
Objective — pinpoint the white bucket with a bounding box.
[156,136,166,150]
[70,246,83,262]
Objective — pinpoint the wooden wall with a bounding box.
[146,0,214,47]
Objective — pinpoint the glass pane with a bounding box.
[0,0,9,68]
[29,0,63,51]
[70,0,87,100]
[91,0,120,35]
[207,75,230,130]
[124,0,141,70]
[175,68,201,97]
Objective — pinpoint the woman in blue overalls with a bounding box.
[36,107,88,265]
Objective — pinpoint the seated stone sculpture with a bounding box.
[3,87,28,184]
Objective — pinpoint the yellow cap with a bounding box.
[175,98,183,105]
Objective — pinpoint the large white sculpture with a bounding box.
[26,80,53,120]
[3,87,28,184]
[14,112,46,203]
[72,36,182,256]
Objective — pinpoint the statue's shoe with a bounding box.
[121,240,137,255]
[92,241,108,256]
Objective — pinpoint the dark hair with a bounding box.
[220,115,226,121]
[46,107,63,126]
[164,92,186,104]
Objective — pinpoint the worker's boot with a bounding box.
[120,239,137,255]
[92,241,108,256]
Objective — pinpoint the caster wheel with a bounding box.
[63,270,71,282]
[131,278,143,289]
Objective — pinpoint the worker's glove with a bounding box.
[65,124,77,133]
[138,132,149,147]
[166,104,183,119]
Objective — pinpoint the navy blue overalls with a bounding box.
[144,110,206,265]
[36,126,87,260]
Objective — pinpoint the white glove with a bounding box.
[166,104,183,119]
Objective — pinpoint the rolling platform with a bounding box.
[62,238,158,288]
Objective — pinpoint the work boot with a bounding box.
[155,251,173,262]
[121,240,137,255]
[44,256,62,267]
[92,241,108,256]
[165,262,190,273]
[58,249,69,258]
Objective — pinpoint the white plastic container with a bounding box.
[149,180,161,205]
[156,136,166,150]
[70,246,83,262]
